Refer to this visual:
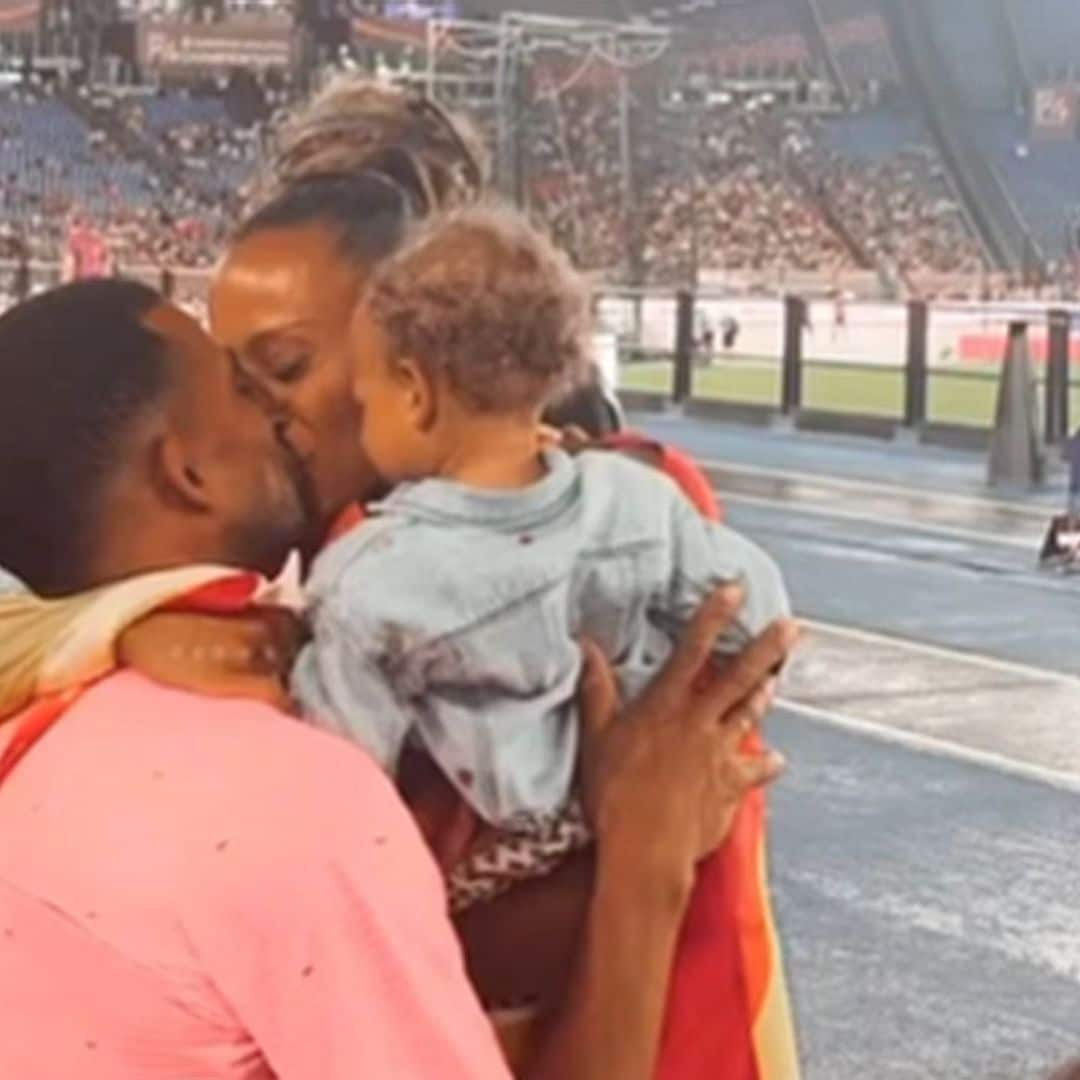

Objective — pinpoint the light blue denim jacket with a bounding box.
[292,449,789,831]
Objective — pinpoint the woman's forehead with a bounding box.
[211,226,364,342]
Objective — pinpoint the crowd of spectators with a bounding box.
[779,113,987,285]
[523,76,628,275]
[0,83,245,272]
[824,150,986,283]
[0,84,154,261]
[636,107,853,283]
[516,82,985,290]
[127,83,286,204]
[0,72,295,280]
[0,61,993,298]
[520,81,851,283]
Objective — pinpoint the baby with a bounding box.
[290,205,790,909]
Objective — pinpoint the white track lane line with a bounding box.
[782,619,1080,790]
[721,491,1037,550]
[694,456,1056,520]
[777,697,1080,795]
[803,617,1080,687]
[688,456,1078,783]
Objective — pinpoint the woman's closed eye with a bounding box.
[256,339,313,385]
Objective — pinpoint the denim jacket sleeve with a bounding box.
[290,608,414,776]
[650,490,791,655]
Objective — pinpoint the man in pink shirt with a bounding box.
[1,672,510,1078]
[0,281,793,1079]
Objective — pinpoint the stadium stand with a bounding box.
[973,108,1080,258]
[811,114,985,282]
[0,0,1073,297]
[636,106,854,283]
[682,0,814,80]
[816,0,900,97]
[522,79,627,275]
[1007,0,1080,82]
[517,73,981,287]
[0,85,162,260]
[138,90,263,204]
[921,0,1015,110]
[0,68,981,288]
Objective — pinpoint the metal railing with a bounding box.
[606,288,1080,447]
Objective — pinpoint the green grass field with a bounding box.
[618,357,1080,428]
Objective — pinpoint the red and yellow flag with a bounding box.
[605,433,800,1080]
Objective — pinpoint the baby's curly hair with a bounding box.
[366,205,594,414]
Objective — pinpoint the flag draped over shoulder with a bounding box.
[601,432,800,1080]
[0,559,303,785]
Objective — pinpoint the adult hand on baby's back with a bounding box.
[578,586,798,896]
[524,590,797,1080]
[536,424,591,454]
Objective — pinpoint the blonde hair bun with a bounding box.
[254,76,489,216]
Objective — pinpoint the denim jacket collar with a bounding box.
[373,449,579,532]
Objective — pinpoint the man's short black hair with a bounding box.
[0,279,170,595]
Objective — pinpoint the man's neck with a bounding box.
[90,491,249,588]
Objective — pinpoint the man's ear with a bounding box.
[395,354,438,433]
[152,429,213,512]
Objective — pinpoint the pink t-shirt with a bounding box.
[0,671,511,1079]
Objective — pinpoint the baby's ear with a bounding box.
[395,354,439,432]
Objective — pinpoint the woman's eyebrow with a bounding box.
[241,324,317,351]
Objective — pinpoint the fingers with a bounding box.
[693,618,800,724]
[735,748,787,791]
[716,678,776,745]
[257,608,309,670]
[577,639,620,744]
[537,424,592,454]
[651,586,745,710]
[560,425,593,455]
[536,424,563,450]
